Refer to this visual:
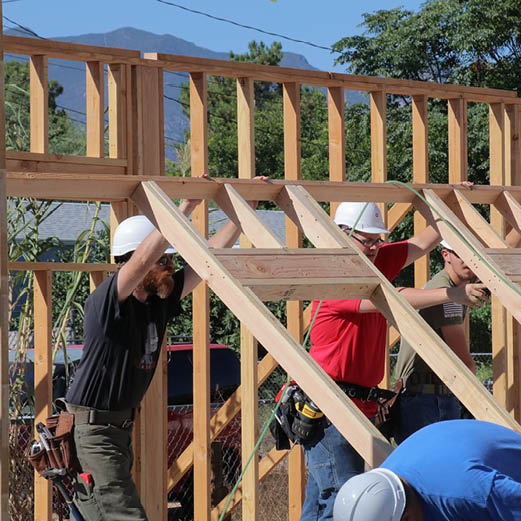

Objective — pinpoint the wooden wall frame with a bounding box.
[2,31,521,521]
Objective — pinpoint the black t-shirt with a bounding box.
[66,269,184,410]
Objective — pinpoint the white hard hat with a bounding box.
[333,468,406,521]
[440,240,452,250]
[334,202,390,234]
[111,215,176,256]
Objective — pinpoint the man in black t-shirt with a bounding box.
[65,184,265,521]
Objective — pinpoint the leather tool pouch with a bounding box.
[27,411,80,476]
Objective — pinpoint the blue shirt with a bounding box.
[382,420,521,521]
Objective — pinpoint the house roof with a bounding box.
[11,201,286,246]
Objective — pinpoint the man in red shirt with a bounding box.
[300,201,488,521]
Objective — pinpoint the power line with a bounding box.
[156,0,338,54]
[3,15,47,39]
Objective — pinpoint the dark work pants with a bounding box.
[72,422,148,521]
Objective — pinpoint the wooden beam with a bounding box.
[448,98,467,183]
[137,67,167,521]
[444,189,508,248]
[8,261,115,272]
[494,191,521,236]
[144,49,520,103]
[489,102,509,408]
[213,184,283,248]
[284,80,306,520]
[241,277,379,301]
[33,271,53,521]
[418,189,521,324]
[370,91,387,185]
[7,151,126,175]
[236,74,258,521]
[5,35,141,61]
[388,203,412,232]
[86,61,105,158]
[412,95,430,289]
[131,180,393,467]
[189,71,212,521]
[141,67,163,175]
[108,64,128,162]
[89,271,107,292]
[484,249,521,282]
[280,184,521,431]
[328,86,345,190]
[8,172,521,204]
[29,55,48,154]
[213,249,374,278]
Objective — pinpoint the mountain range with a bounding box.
[6,27,363,159]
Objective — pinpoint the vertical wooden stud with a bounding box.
[328,86,345,217]
[108,63,133,259]
[86,61,105,158]
[504,104,520,418]
[108,64,127,161]
[412,95,429,288]
[489,102,508,409]
[370,91,387,186]
[33,271,53,521]
[237,76,259,521]
[30,55,48,154]
[371,90,390,387]
[136,65,168,521]
[190,71,211,521]
[141,67,163,175]
[448,98,470,349]
[89,271,107,293]
[448,99,468,184]
[284,82,305,521]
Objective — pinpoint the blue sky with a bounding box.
[3,0,426,73]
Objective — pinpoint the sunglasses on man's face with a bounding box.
[157,255,174,266]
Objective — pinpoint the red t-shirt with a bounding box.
[309,241,409,417]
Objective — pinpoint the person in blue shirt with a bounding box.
[333,420,521,521]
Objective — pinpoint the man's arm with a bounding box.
[116,196,203,302]
[441,323,476,373]
[357,283,488,313]
[404,225,442,267]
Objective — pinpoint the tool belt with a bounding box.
[64,402,135,429]
[270,382,326,450]
[335,382,396,402]
[405,371,451,396]
[27,411,80,476]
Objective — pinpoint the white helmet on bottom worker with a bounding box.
[333,468,406,521]
[334,202,390,234]
[111,215,176,257]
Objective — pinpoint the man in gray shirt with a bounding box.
[392,240,476,444]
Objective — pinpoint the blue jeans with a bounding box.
[299,422,365,521]
[393,391,461,445]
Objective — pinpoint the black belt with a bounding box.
[65,402,135,429]
[335,382,395,402]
